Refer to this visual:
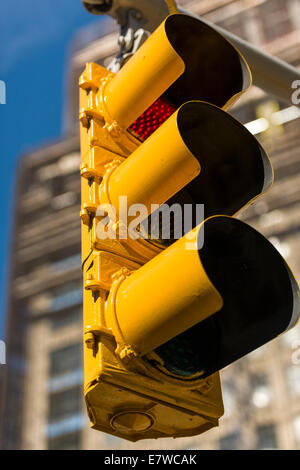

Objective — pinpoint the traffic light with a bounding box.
[79,13,300,441]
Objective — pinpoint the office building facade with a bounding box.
[1,0,300,449]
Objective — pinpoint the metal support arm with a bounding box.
[179,7,300,106]
[82,0,300,105]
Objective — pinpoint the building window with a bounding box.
[48,431,82,450]
[48,369,83,394]
[50,306,82,330]
[37,152,80,182]
[7,355,26,373]
[243,10,263,45]
[221,381,237,417]
[288,0,300,30]
[51,253,81,273]
[219,432,241,450]
[250,373,273,408]
[286,365,300,397]
[293,415,300,447]
[51,191,78,210]
[47,345,84,448]
[256,424,278,449]
[218,15,245,41]
[49,343,82,378]
[50,282,82,313]
[258,0,293,43]
[48,387,82,423]
[47,412,85,441]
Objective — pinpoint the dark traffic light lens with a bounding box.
[151,216,299,379]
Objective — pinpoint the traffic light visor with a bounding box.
[104,13,251,129]
[153,216,300,378]
[174,102,273,217]
[104,101,273,229]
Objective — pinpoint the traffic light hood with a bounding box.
[163,14,251,110]
[104,101,273,227]
[153,216,300,379]
[175,101,273,218]
[104,13,251,129]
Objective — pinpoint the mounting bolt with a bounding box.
[107,121,121,138]
[119,345,138,362]
[85,332,96,349]
[80,207,90,225]
[79,110,91,129]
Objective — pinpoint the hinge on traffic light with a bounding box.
[108,27,149,73]
[79,63,139,154]
[106,267,139,363]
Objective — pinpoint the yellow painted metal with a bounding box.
[79,61,225,438]
[78,7,298,440]
[82,249,224,441]
[79,63,174,264]
[104,20,185,128]
[106,224,223,357]
[78,12,256,439]
[79,62,150,264]
[106,109,200,215]
[103,13,252,125]
[79,62,139,160]
[165,0,179,14]
[82,250,224,441]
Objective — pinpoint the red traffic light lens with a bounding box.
[129,96,176,141]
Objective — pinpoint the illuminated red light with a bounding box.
[129,97,176,141]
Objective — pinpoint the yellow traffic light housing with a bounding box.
[79,13,300,441]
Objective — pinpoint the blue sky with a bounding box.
[0,1,109,337]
